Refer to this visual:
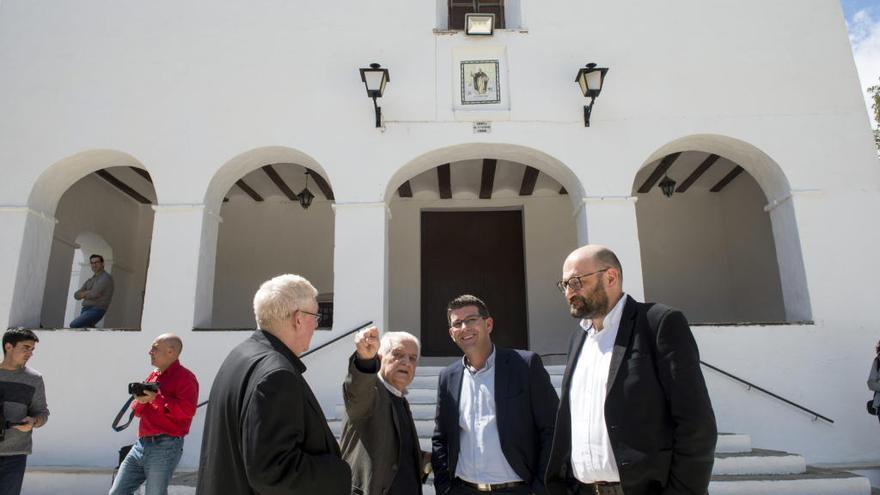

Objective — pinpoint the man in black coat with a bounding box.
[196,274,351,495]
[432,295,559,495]
[545,245,716,495]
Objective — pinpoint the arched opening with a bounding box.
[386,144,585,359]
[632,135,811,323]
[31,159,156,329]
[202,150,335,329]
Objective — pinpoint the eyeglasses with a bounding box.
[298,310,322,325]
[556,268,609,293]
[449,316,486,329]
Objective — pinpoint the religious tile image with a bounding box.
[460,60,501,105]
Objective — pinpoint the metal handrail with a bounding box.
[539,353,834,424]
[699,360,833,424]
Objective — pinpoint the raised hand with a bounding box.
[354,326,380,360]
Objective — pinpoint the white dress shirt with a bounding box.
[455,347,522,484]
[569,293,627,483]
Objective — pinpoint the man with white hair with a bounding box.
[196,274,351,494]
[340,326,430,495]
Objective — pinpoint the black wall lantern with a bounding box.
[574,63,609,127]
[296,171,315,209]
[359,63,390,128]
[659,176,676,198]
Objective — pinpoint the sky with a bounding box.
[841,0,880,128]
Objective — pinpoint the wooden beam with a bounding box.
[95,170,152,204]
[306,168,335,200]
[519,166,539,196]
[235,179,264,202]
[397,181,413,198]
[479,159,497,199]
[261,165,298,201]
[437,163,452,199]
[710,166,744,192]
[637,152,682,194]
[129,167,153,183]
[676,154,719,193]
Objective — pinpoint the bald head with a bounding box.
[562,245,624,326]
[564,245,622,283]
[150,333,182,371]
[156,333,183,355]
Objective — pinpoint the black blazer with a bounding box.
[196,330,351,495]
[545,296,717,495]
[432,347,559,495]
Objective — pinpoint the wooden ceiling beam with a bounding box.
[637,152,682,194]
[437,163,452,199]
[710,166,744,192]
[479,159,497,199]
[519,166,539,196]
[235,179,264,202]
[261,165,298,201]
[129,167,153,183]
[306,168,335,200]
[398,181,413,198]
[676,154,720,193]
[95,170,152,204]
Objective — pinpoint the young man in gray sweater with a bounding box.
[0,328,49,495]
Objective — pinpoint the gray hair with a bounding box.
[378,331,421,357]
[253,274,318,331]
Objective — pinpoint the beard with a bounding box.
[568,283,609,319]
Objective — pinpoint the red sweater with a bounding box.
[133,360,199,438]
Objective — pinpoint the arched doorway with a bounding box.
[632,135,811,323]
[386,144,585,358]
[200,148,335,329]
[29,158,156,329]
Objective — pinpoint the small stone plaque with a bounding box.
[473,121,492,134]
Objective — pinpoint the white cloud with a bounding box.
[849,9,880,129]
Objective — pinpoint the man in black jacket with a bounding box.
[196,274,351,494]
[432,295,558,495]
[545,245,716,495]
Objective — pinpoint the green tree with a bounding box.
[869,79,880,152]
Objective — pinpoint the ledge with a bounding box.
[691,320,814,327]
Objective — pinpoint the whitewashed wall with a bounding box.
[0,0,876,469]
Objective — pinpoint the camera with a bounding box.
[128,382,159,396]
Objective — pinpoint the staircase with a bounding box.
[324,364,873,495]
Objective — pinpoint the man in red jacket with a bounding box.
[110,333,199,495]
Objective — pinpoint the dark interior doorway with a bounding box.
[420,210,528,356]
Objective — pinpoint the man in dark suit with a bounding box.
[340,326,429,495]
[545,245,716,495]
[432,294,559,495]
[196,274,351,494]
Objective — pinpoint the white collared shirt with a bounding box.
[455,347,522,484]
[569,293,627,483]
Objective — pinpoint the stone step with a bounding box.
[709,467,872,495]
[713,449,806,476]
[717,433,752,453]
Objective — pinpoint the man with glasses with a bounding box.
[70,254,114,328]
[545,245,716,495]
[196,274,351,494]
[432,295,558,495]
[340,326,430,495]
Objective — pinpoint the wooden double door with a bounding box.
[420,210,528,356]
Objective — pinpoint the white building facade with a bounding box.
[0,0,878,470]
